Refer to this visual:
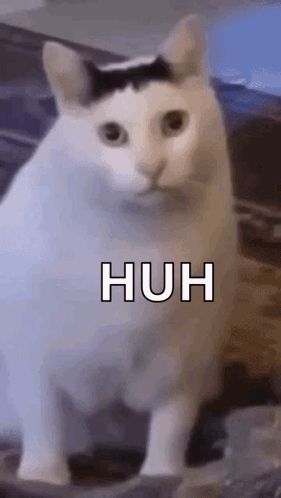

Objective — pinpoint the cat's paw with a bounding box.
[140,461,185,477]
[18,460,70,486]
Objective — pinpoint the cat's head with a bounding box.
[43,16,217,201]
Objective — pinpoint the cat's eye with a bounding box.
[98,122,128,147]
[161,110,188,137]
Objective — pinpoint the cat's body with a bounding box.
[0,16,237,485]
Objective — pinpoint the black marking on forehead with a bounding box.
[83,56,174,101]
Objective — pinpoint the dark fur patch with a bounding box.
[83,57,173,101]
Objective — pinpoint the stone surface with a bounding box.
[2,407,281,497]
[222,469,281,498]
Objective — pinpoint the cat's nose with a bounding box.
[136,161,165,181]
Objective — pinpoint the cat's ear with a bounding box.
[43,42,91,111]
[159,15,208,81]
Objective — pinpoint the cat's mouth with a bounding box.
[138,184,184,199]
[132,184,189,210]
[120,182,191,213]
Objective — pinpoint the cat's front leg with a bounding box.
[140,392,198,476]
[10,365,70,486]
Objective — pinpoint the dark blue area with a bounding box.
[209,4,281,96]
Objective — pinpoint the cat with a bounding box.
[0,15,237,485]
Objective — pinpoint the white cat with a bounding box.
[0,16,237,485]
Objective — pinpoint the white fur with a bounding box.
[101,55,155,71]
[0,16,237,485]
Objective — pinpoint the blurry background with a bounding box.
[0,0,280,95]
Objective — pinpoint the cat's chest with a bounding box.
[42,219,197,283]
[45,195,207,261]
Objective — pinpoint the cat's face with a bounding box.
[43,16,213,201]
